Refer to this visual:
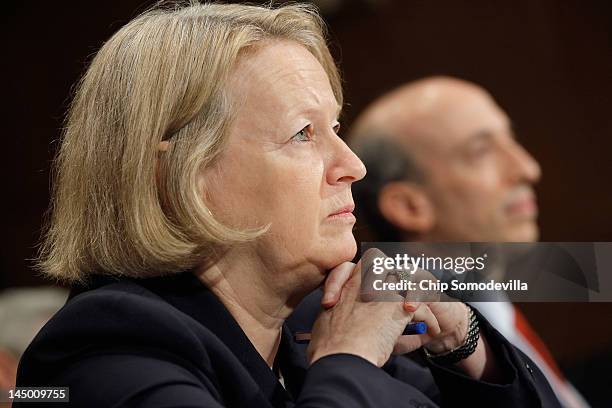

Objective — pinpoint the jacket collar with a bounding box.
[71,271,308,406]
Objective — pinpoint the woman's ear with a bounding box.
[155,140,170,200]
[155,141,170,191]
[158,141,170,152]
[377,181,435,234]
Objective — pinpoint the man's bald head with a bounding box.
[351,76,501,159]
[350,76,542,242]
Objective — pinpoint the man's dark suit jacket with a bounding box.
[15,272,561,407]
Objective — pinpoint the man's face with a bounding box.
[409,87,541,242]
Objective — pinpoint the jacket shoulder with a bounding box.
[16,280,221,399]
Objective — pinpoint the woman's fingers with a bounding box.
[360,248,392,296]
[323,248,390,307]
[403,266,441,306]
[394,304,441,354]
[311,249,428,367]
[415,303,441,337]
[321,261,354,308]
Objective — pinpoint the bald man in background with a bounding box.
[349,76,588,407]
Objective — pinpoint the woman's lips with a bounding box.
[327,205,356,221]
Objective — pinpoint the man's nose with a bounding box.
[327,135,367,185]
[504,140,542,184]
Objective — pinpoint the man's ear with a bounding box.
[377,181,435,233]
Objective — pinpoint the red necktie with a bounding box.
[513,305,564,381]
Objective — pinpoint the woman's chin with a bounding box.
[319,236,357,269]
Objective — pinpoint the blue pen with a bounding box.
[294,322,427,343]
[403,321,427,335]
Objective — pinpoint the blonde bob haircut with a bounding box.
[39,1,342,283]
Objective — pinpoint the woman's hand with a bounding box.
[319,250,503,381]
[321,250,467,355]
[307,250,419,367]
[391,302,470,355]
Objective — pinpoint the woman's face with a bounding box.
[202,40,365,280]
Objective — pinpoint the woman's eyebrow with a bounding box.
[289,100,342,122]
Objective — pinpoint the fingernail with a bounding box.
[404,301,419,312]
[322,291,334,304]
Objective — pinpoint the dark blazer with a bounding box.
[15,272,561,407]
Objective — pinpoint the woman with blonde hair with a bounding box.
[16,2,561,407]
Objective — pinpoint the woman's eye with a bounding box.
[291,126,311,142]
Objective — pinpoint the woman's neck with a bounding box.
[195,253,295,368]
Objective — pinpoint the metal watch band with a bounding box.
[423,304,480,365]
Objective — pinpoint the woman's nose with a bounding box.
[327,136,367,185]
